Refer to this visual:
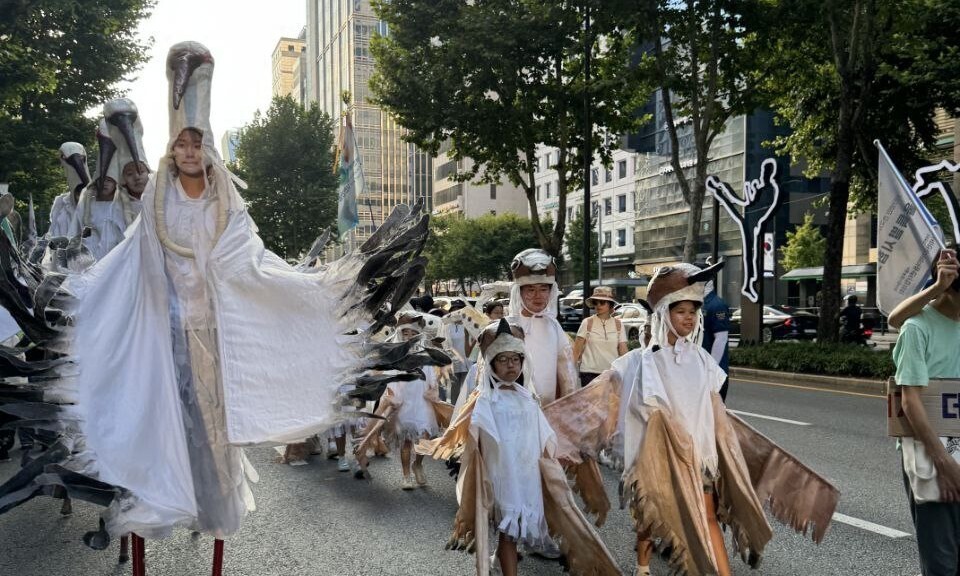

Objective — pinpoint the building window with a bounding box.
[617,228,627,247]
[603,231,612,249]
[591,168,599,186]
[567,207,573,222]
[591,201,598,216]
[536,185,541,201]
[545,182,552,199]
[618,159,627,179]
[604,198,612,216]
[490,209,497,215]
[605,168,612,183]
[490,184,497,200]
[617,194,627,213]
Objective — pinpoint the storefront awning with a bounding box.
[780,263,876,281]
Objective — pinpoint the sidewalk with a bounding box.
[730,366,886,395]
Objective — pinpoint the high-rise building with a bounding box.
[220,129,240,163]
[433,141,529,218]
[272,37,306,100]
[304,0,431,240]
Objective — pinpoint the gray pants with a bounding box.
[902,456,960,575]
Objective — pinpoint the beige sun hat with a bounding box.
[586,286,617,306]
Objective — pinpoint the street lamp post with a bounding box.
[582,2,592,317]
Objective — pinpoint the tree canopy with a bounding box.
[233,96,338,260]
[370,0,648,257]
[758,0,960,340]
[424,212,540,294]
[627,0,768,262]
[563,208,599,281]
[0,0,154,231]
[779,214,826,272]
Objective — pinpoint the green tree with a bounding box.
[759,0,960,341]
[233,96,338,260]
[629,0,769,262]
[370,0,647,257]
[424,212,539,294]
[0,0,153,231]
[564,208,599,281]
[779,214,826,272]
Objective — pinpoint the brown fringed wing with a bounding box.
[567,459,610,526]
[539,457,622,576]
[727,408,840,544]
[353,395,395,457]
[622,410,717,575]
[416,390,479,459]
[542,370,622,464]
[712,396,774,566]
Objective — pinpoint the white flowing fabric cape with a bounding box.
[66,177,357,535]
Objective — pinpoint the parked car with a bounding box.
[559,305,585,332]
[614,303,648,341]
[729,305,819,343]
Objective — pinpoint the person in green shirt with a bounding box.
[890,249,960,575]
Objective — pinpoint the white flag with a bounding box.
[876,141,945,315]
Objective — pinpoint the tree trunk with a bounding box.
[683,177,707,263]
[818,112,854,343]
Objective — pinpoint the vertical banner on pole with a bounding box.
[763,232,775,278]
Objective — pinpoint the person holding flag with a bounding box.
[876,141,960,575]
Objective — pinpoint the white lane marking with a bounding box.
[728,409,811,426]
[832,513,912,539]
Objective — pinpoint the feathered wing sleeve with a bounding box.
[416,388,479,460]
[539,456,621,576]
[723,401,840,544]
[541,372,621,525]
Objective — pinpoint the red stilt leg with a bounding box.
[211,539,224,576]
[131,534,145,576]
[119,535,129,564]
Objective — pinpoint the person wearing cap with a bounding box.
[441,298,473,401]
[58,41,435,573]
[572,286,627,387]
[71,119,130,261]
[612,262,838,576]
[376,312,442,489]
[506,248,578,405]
[50,143,91,238]
[425,319,620,576]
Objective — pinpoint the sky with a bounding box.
[116,0,306,161]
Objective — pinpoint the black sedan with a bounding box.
[559,305,585,332]
[729,305,819,343]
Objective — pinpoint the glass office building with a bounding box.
[305,0,432,240]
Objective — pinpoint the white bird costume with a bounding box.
[0,41,437,548]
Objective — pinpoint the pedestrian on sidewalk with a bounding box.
[887,249,960,576]
[572,286,627,387]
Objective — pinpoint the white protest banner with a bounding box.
[875,140,945,316]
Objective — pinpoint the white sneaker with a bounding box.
[531,539,561,559]
[337,458,350,472]
[401,474,416,490]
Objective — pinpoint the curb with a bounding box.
[729,366,886,395]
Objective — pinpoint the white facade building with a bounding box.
[532,146,638,281]
[433,143,529,217]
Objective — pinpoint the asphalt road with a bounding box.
[0,377,922,576]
